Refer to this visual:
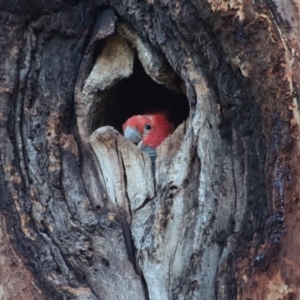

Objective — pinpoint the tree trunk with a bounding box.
[0,0,299,299]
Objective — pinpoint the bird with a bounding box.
[122,113,174,162]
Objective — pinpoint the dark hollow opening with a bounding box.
[92,57,190,133]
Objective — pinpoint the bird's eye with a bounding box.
[145,124,152,130]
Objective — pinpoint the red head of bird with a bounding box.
[122,113,174,159]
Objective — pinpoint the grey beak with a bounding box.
[124,127,141,144]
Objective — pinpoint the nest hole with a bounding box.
[91,57,189,133]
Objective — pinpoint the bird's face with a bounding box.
[122,114,174,150]
[123,115,152,146]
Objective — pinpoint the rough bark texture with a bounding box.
[0,0,299,299]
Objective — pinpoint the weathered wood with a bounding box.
[0,0,300,299]
[90,126,154,216]
[0,213,45,299]
[0,3,148,299]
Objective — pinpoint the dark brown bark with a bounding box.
[0,0,299,299]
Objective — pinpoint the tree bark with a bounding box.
[0,0,299,299]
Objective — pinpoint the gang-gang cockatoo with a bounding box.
[122,113,174,162]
